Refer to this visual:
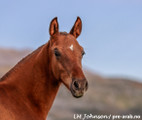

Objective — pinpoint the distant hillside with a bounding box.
[0,47,31,66]
[0,48,142,120]
[0,47,31,77]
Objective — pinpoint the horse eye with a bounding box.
[82,51,85,56]
[54,48,61,57]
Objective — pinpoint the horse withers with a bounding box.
[0,17,88,120]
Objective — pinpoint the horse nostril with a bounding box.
[73,81,79,89]
[85,82,88,89]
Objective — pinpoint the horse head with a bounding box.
[48,17,88,98]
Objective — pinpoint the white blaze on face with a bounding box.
[69,44,74,51]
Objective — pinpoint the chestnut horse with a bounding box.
[0,17,88,120]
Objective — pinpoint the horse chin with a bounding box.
[70,88,84,98]
[73,93,83,98]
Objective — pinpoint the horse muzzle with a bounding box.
[70,78,88,98]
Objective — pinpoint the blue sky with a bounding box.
[0,0,142,81]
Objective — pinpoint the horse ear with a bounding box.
[49,17,59,36]
[70,17,82,38]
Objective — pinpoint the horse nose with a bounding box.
[71,78,88,98]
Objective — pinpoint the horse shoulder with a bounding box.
[0,84,44,120]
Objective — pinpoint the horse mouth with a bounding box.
[70,88,84,98]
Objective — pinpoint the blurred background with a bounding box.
[0,0,142,120]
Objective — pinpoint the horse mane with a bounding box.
[0,44,47,81]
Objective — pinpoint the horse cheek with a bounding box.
[51,58,59,80]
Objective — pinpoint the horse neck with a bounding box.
[1,43,61,117]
